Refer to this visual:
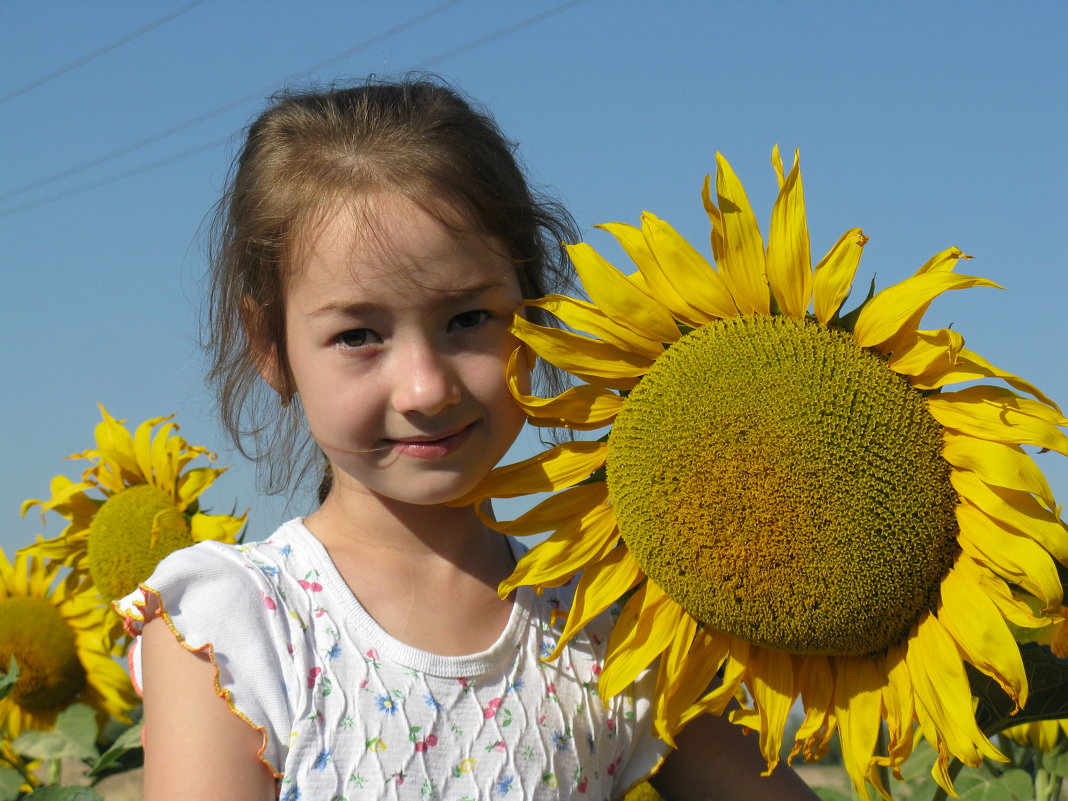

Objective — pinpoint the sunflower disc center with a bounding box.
[88,484,193,601]
[0,596,86,710]
[606,315,958,656]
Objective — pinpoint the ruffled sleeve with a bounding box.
[114,541,298,777]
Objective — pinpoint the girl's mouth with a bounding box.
[384,424,474,460]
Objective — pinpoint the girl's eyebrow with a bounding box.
[308,281,510,318]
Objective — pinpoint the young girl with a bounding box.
[117,77,818,801]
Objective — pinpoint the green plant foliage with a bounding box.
[0,767,23,801]
[21,789,103,801]
[11,706,98,762]
[0,657,18,701]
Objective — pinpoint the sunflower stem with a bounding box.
[48,757,61,785]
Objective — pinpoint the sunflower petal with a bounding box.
[905,613,1005,769]
[746,646,795,775]
[833,656,883,801]
[601,580,681,700]
[811,229,868,326]
[853,272,1002,350]
[941,432,1057,513]
[506,348,624,430]
[927,385,1068,456]
[939,559,1028,709]
[549,545,643,659]
[886,328,964,379]
[955,502,1062,610]
[448,440,607,507]
[565,242,681,343]
[789,655,835,764]
[491,481,609,537]
[765,148,812,319]
[526,295,666,360]
[511,317,651,390]
[912,346,1062,411]
[711,153,770,314]
[190,511,245,544]
[498,500,617,592]
[656,623,729,745]
[951,469,1068,564]
[913,246,970,275]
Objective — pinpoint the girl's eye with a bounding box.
[449,310,490,331]
[336,329,380,348]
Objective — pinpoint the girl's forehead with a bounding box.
[290,191,516,293]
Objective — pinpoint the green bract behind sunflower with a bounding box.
[21,405,245,645]
[451,148,1068,799]
[0,548,137,740]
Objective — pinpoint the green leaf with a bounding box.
[971,644,1068,736]
[88,720,143,778]
[1038,745,1068,778]
[0,656,19,701]
[957,768,1034,800]
[11,705,100,762]
[812,788,852,801]
[22,788,104,801]
[53,705,99,758]
[0,767,23,801]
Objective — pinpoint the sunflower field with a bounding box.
[3,151,1068,801]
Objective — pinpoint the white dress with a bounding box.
[116,519,668,800]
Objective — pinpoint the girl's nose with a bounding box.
[391,343,462,417]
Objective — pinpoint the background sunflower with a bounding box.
[453,149,1068,799]
[21,406,245,625]
[0,548,136,739]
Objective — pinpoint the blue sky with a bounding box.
[3,1,1066,554]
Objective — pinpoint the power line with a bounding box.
[0,0,209,105]
[0,0,589,221]
[0,0,467,204]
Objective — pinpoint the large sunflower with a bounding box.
[0,548,136,738]
[21,405,245,609]
[451,149,1068,799]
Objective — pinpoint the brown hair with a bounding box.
[205,75,577,498]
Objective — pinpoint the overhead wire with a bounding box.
[0,0,467,205]
[0,0,209,106]
[0,0,589,220]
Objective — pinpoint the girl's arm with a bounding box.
[650,712,820,801]
[141,616,276,801]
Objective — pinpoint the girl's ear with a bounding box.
[241,296,289,397]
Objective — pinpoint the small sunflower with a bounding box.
[21,405,245,608]
[0,548,136,738]
[451,149,1068,799]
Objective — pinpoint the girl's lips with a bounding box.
[385,424,474,460]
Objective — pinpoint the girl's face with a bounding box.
[281,191,528,508]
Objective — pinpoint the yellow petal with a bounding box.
[879,646,915,773]
[548,545,643,659]
[506,349,624,430]
[912,246,971,275]
[951,468,1068,564]
[853,272,1002,350]
[942,432,1057,514]
[639,213,739,321]
[746,646,795,775]
[448,440,607,507]
[190,511,245,544]
[176,466,226,509]
[491,481,609,537]
[904,613,1005,768]
[938,560,1027,709]
[656,622,729,745]
[911,346,1062,411]
[833,656,883,801]
[812,229,868,326]
[790,655,835,765]
[600,580,681,699]
[710,152,770,314]
[926,385,1068,456]
[765,148,812,319]
[955,502,1062,610]
[886,328,964,378]
[498,499,617,592]
[683,638,750,725]
[511,316,652,390]
[526,295,665,361]
[565,242,682,343]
